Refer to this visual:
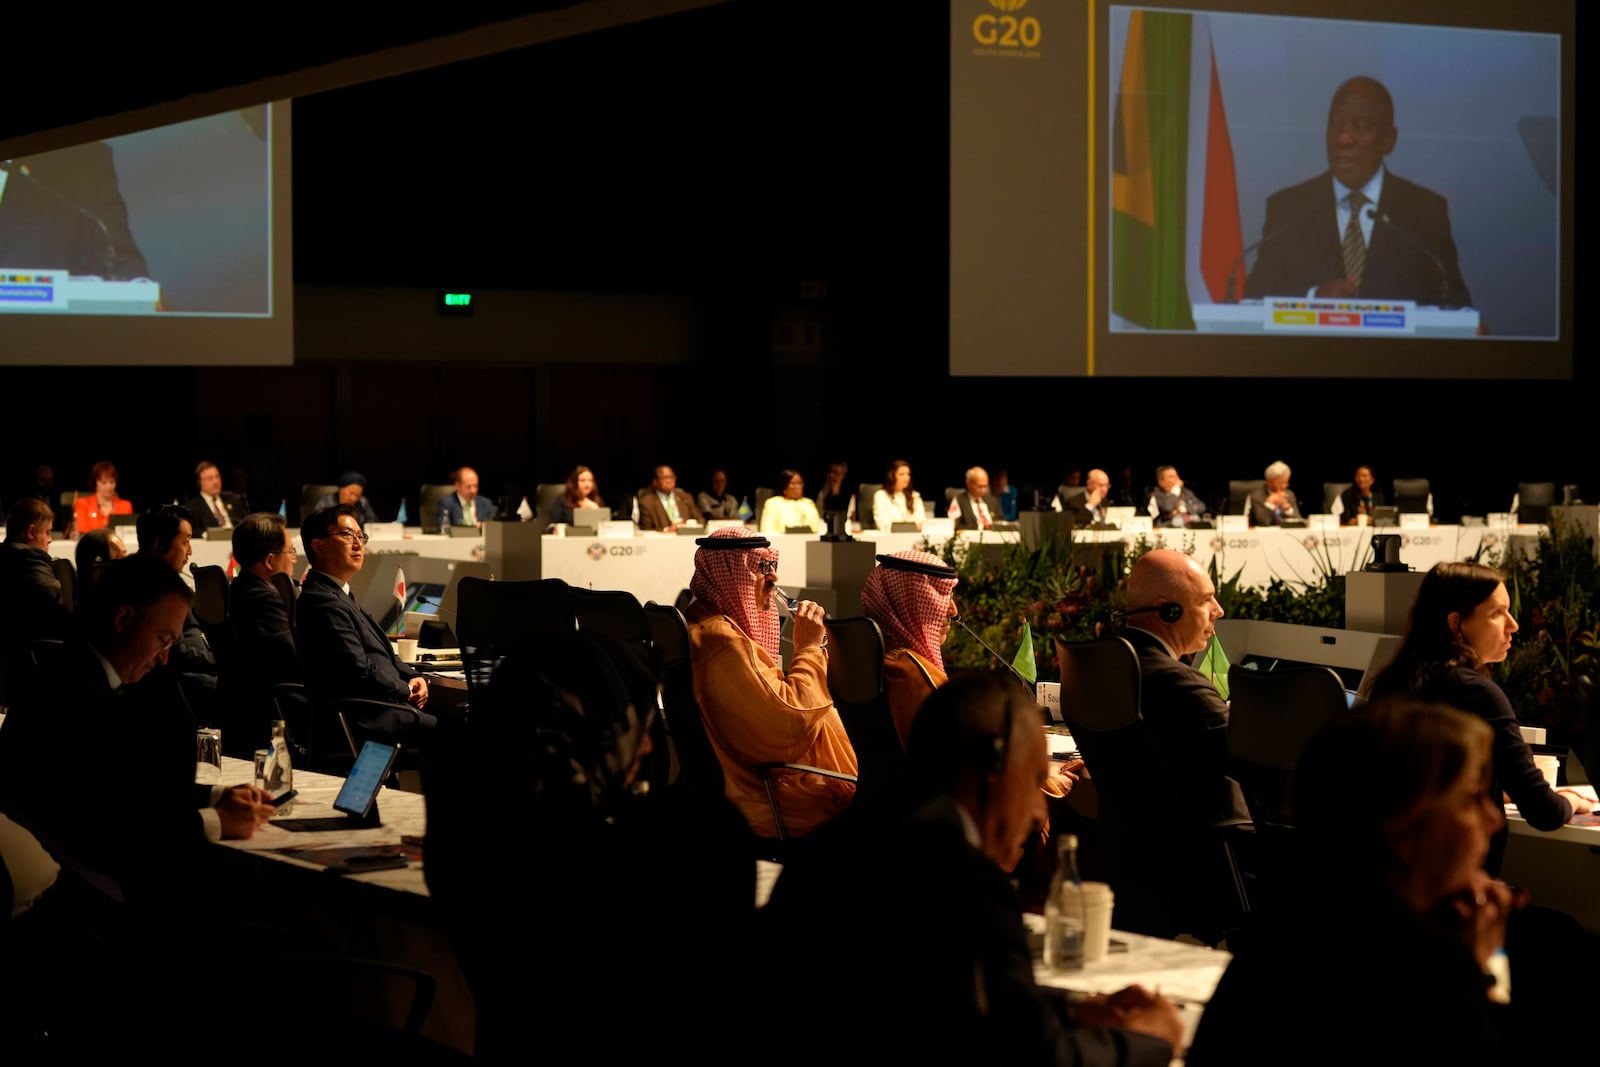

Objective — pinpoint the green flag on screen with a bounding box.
[1012,621,1037,686]
[1195,634,1231,701]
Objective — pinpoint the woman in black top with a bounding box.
[1339,464,1386,524]
[1364,561,1584,873]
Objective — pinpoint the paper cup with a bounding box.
[1533,754,1559,789]
[396,638,419,663]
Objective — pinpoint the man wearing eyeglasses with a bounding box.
[684,528,856,840]
[296,504,434,743]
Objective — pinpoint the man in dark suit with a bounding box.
[1245,460,1303,528]
[763,672,1182,1065]
[637,464,704,531]
[0,142,149,278]
[225,513,303,742]
[1146,465,1209,528]
[948,465,1001,530]
[1058,467,1113,526]
[184,460,248,532]
[435,464,495,529]
[1243,77,1471,308]
[0,499,71,706]
[295,504,435,742]
[1122,550,1247,829]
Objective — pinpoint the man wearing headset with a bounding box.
[1123,550,1247,826]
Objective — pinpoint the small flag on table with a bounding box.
[387,567,408,636]
[1195,634,1231,700]
[396,499,409,524]
[1012,620,1037,686]
[278,499,287,518]
[517,496,534,521]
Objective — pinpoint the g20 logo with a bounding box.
[974,0,1041,49]
[587,542,607,561]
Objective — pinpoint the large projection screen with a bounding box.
[949,1,1573,378]
[1,101,293,366]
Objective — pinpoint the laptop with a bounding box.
[272,741,400,831]
[568,507,611,530]
[202,527,233,541]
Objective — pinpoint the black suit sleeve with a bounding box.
[296,580,411,704]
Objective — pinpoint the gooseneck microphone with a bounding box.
[0,158,120,278]
[1365,207,1452,308]
[1223,214,1306,302]
[950,615,1036,692]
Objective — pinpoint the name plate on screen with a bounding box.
[598,520,636,538]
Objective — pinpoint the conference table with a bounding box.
[52,517,1543,609]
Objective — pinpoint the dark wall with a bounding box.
[4,1,1584,521]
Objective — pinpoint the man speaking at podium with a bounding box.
[1242,77,1471,308]
[0,141,148,278]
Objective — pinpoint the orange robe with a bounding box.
[883,648,945,749]
[686,604,857,838]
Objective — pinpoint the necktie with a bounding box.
[1341,191,1368,285]
[211,497,228,525]
[665,494,680,523]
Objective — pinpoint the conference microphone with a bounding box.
[950,615,1036,693]
[1365,207,1453,308]
[1223,214,1306,302]
[0,158,122,279]
[411,595,457,622]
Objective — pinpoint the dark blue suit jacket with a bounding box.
[1243,168,1471,307]
[436,493,494,529]
[295,569,426,737]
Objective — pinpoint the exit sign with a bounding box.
[437,290,475,316]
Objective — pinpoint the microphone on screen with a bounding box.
[1365,207,1453,308]
[0,158,122,279]
[1223,214,1307,303]
[950,615,1035,693]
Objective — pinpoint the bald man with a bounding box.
[1123,550,1248,827]
[947,466,999,531]
[1242,76,1471,307]
[1056,467,1113,526]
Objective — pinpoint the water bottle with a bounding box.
[1044,833,1086,972]
[266,719,295,814]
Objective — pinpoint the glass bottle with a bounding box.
[266,719,295,814]
[1044,833,1085,972]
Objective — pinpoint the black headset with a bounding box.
[1126,601,1184,624]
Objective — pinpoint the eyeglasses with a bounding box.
[755,559,778,577]
[271,542,298,556]
[328,528,369,545]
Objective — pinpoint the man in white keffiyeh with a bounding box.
[685,528,857,838]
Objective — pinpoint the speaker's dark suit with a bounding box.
[1243,169,1471,307]
[949,490,1000,530]
[295,569,432,739]
[764,793,1175,1066]
[0,142,149,278]
[637,489,703,531]
[435,493,494,530]
[184,491,249,531]
[1246,488,1302,528]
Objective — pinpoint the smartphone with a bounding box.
[267,789,299,807]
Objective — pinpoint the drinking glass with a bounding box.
[195,728,223,788]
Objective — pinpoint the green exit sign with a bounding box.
[437,290,475,316]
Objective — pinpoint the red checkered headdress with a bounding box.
[691,528,782,661]
[860,549,958,672]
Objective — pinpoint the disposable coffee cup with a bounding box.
[1533,754,1559,789]
[396,638,419,663]
[1078,881,1115,962]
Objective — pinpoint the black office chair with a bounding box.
[1517,481,1557,525]
[189,563,229,633]
[1058,485,1088,515]
[300,483,337,525]
[1392,478,1431,515]
[1225,666,1347,919]
[568,585,650,644]
[856,482,882,530]
[454,576,576,700]
[533,482,567,520]
[1228,480,1265,517]
[49,557,75,614]
[417,483,455,533]
[1322,482,1351,515]
[752,487,774,524]
[824,617,906,807]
